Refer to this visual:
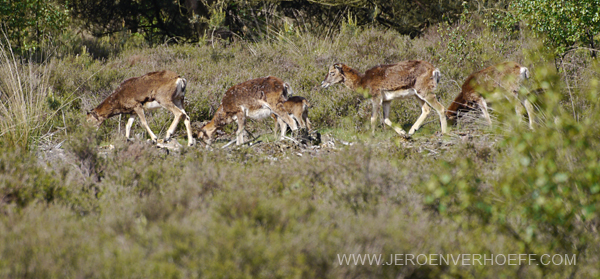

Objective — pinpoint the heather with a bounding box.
[1,8,599,279]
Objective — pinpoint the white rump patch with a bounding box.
[143,101,162,111]
[383,88,417,101]
[175,78,187,98]
[247,108,272,120]
[240,104,272,120]
[433,68,441,84]
[520,67,530,79]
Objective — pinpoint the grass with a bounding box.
[1,17,600,278]
[0,39,54,150]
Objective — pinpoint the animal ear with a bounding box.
[334,63,342,70]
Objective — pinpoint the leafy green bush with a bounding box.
[0,147,66,207]
[424,62,600,277]
[485,0,600,57]
[0,0,69,52]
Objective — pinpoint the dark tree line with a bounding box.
[65,0,503,43]
[5,0,596,59]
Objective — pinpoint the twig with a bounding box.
[221,139,237,149]
[221,129,261,149]
[62,110,68,136]
[282,135,300,145]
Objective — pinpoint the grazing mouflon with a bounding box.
[321,60,446,136]
[446,61,534,128]
[86,70,195,146]
[198,76,297,146]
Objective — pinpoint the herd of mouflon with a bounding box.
[87,60,532,147]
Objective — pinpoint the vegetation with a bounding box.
[0,0,69,51]
[1,1,600,278]
[510,0,600,56]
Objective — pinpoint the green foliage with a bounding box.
[510,0,600,55]
[425,62,600,275]
[0,0,69,52]
[0,147,67,207]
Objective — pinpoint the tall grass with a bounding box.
[0,39,53,150]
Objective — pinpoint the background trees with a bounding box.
[0,0,69,51]
[510,0,600,57]
[63,0,503,42]
[5,0,597,60]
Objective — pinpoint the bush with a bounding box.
[424,60,600,277]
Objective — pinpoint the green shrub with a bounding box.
[424,62,600,277]
[0,147,67,207]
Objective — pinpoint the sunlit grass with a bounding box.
[0,39,53,150]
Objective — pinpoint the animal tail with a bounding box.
[432,68,441,85]
[283,82,294,97]
[177,77,187,94]
[520,67,530,80]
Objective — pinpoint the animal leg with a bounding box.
[371,97,382,136]
[173,98,195,146]
[271,114,280,138]
[478,98,493,127]
[181,109,195,146]
[166,104,195,146]
[125,116,135,140]
[382,100,407,136]
[522,99,535,129]
[303,110,311,131]
[163,100,195,146]
[408,98,431,135]
[236,112,246,145]
[294,111,306,129]
[425,94,448,134]
[273,103,297,131]
[165,108,183,141]
[278,116,288,140]
[133,106,158,143]
[413,93,447,134]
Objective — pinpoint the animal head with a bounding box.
[321,63,345,88]
[196,123,215,146]
[86,110,104,127]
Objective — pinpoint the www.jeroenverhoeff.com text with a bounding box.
[336,254,576,266]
